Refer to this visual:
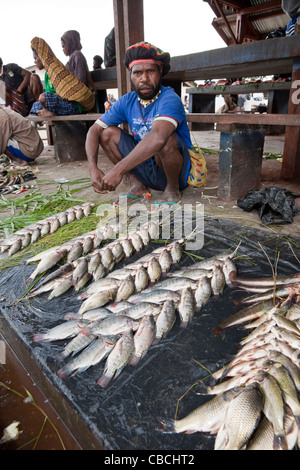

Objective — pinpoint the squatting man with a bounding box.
[86,42,205,205]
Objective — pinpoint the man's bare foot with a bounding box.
[156,189,181,204]
[8,156,28,168]
[127,182,149,198]
[37,109,54,118]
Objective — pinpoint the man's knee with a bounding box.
[39,93,46,106]
[99,126,120,148]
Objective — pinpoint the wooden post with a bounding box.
[113,0,144,98]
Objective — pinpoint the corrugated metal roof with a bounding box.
[206,0,290,44]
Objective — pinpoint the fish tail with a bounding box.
[157,418,176,433]
[194,381,209,395]
[129,355,141,366]
[273,434,289,451]
[54,351,67,363]
[97,371,113,388]
[57,364,73,379]
[33,333,46,342]
[179,320,189,329]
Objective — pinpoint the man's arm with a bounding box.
[85,123,108,194]
[100,119,175,191]
[17,69,31,94]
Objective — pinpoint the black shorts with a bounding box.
[118,130,191,192]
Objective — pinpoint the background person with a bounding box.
[0,106,44,166]
[0,59,35,116]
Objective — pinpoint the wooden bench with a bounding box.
[29,114,100,163]
[186,81,291,134]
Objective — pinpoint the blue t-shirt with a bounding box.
[97,85,192,149]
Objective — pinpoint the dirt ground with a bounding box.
[3,126,300,238]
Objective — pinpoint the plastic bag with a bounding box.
[237,186,300,225]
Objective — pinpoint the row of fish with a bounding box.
[26,220,166,292]
[0,202,95,258]
[159,276,300,450]
[32,250,238,388]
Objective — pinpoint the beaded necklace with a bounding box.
[138,89,161,108]
[138,90,161,132]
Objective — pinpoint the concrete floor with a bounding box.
[4,127,300,238]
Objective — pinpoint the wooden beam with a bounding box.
[113,0,144,97]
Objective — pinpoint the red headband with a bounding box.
[128,59,162,69]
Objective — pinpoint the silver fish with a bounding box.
[66,210,76,224]
[93,230,104,248]
[143,277,198,294]
[26,248,67,285]
[30,227,41,244]
[80,278,120,300]
[93,261,106,281]
[57,336,117,378]
[33,320,82,342]
[82,202,94,217]
[55,332,96,362]
[211,265,226,296]
[170,241,183,263]
[67,242,83,263]
[128,289,181,305]
[58,212,68,227]
[147,257,162,283]
[81,314,139,337]
[255,370,288,450]
[78,288,117,314]
[153,300,176,344]
[50,217,60,234]
[134,266,149,292]
[115,302,161,320]
[72,259,88,285]
[21,231,32,249]
[247,412,298,451]
[75,207,84,220]
[130,314,156,366]
[130,232,144,252]
[8,239,22,256]
[48,274,73,299]
[97,330,135,387]
[178,287,196,328]
[101,247,114,269]
[74,271,92,292]
[115,276,135,302]
[158,249,173,273]
[88,252,102,275]
[111,242,125,263]
[269,362,300,423]
[194,276,212,309]
[40,222,50,236]
[158,387,242,435]
[120,238,134,258]
[222,384,264,450]
[271,325,300,350]
[82,236,94,255]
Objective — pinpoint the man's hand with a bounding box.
[90,167,108,194]
[101,168,123,192]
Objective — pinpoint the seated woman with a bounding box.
[0,59,36,116]
[30,31,94,117]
